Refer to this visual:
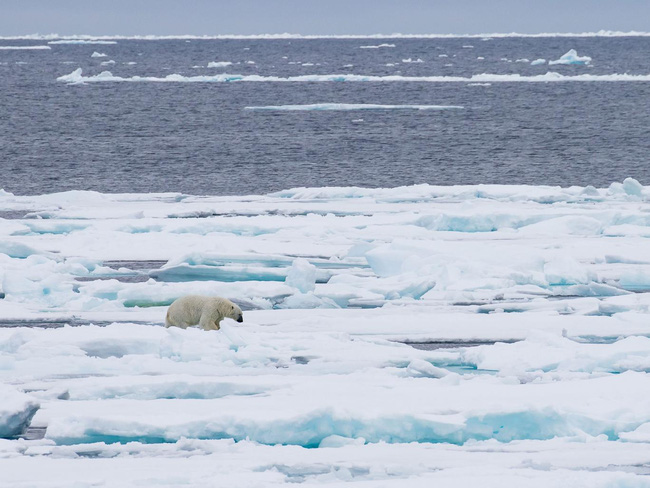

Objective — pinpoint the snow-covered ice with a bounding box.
[58,68,650,84]
[1,181,650,486]
[207,61,232,68]
[90,51,107,58]
[359,43,395,49]
[244,104,464,111]
[531,58,547,65]
[549,49,592,65]
[47,40,117,45]
[0,45,51,50]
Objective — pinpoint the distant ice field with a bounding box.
[1,37,650,194]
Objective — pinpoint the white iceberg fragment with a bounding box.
[549,49,591,65]
[285,258,317,293]
[91,51,107,58]
[0,384,39,438]
[531,59,546,65]
[207,61,232,68]
[359,44,395,49]
[319,435,366,447]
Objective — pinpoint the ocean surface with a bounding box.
[1,36,649,195]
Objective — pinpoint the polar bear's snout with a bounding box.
[237,314,244,323]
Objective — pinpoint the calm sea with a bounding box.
[1,36,649,195]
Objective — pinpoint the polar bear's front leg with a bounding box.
[199,313,221,331]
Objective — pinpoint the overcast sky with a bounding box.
[3,0,650,36]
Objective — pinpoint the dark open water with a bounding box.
[1,36,649,195]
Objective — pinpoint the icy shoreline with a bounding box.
[1,181,650,486]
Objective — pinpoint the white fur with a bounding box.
[165,295,243,331]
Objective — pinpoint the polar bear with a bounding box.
[165,295,243,331]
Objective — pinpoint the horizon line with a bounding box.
[3,30,650,40]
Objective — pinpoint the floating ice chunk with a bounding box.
[477,56,485,60]
[319,435,366,447]
[0,241,41,258]
[100,60,115,66]
[549,49,591,65]
[438,54,448,58]
[462,45,474,48]
[619,422,650,442]
[515,58,530,63]
[285,258,317,292]
[359,44,395,49]
[402,58,424,63]
[608,177,645,198]
[543,256,594,286]
[245,60,255,64]
[618,268,650,292]
[280,292,340,309]
[207,61,232,68]
[406,359,449,378]
[0,45,51,50]
[245,103,464,111]
[622,177,644,197]
[48,40,117,44]
[91,51,107,58]
[362,44,395,50]
[531,59,546,65]
[0,384,39,438]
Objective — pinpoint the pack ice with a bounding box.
[1,181,650,486]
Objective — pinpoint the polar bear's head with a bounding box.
[224,300,244,323]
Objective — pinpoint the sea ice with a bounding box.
[549,49,592,65]
[0,45,51,50]
[244,103,464,111]
[0,385,39,438]
[359,44,395,49]
[57,68,650,84]
[531,58,546,65]
[47,40,117,44]
[1,181,650,485]
[207,61,232,68]
[90,51,107,58]
[285,258,318,292]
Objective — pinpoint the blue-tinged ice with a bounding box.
[285,258,317,293]
[549,49,591,65]
[0,385,39,438]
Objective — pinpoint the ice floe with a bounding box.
[90,51,106,58]
[244,103,464,111]
[0,45,50,50]
[549,49,592,65]
[531,58,546,65]
[47,40,117,45]
[207,61,233,68]
[359,43,395,48]
[58,68,650,84]
[0,385,39,438]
